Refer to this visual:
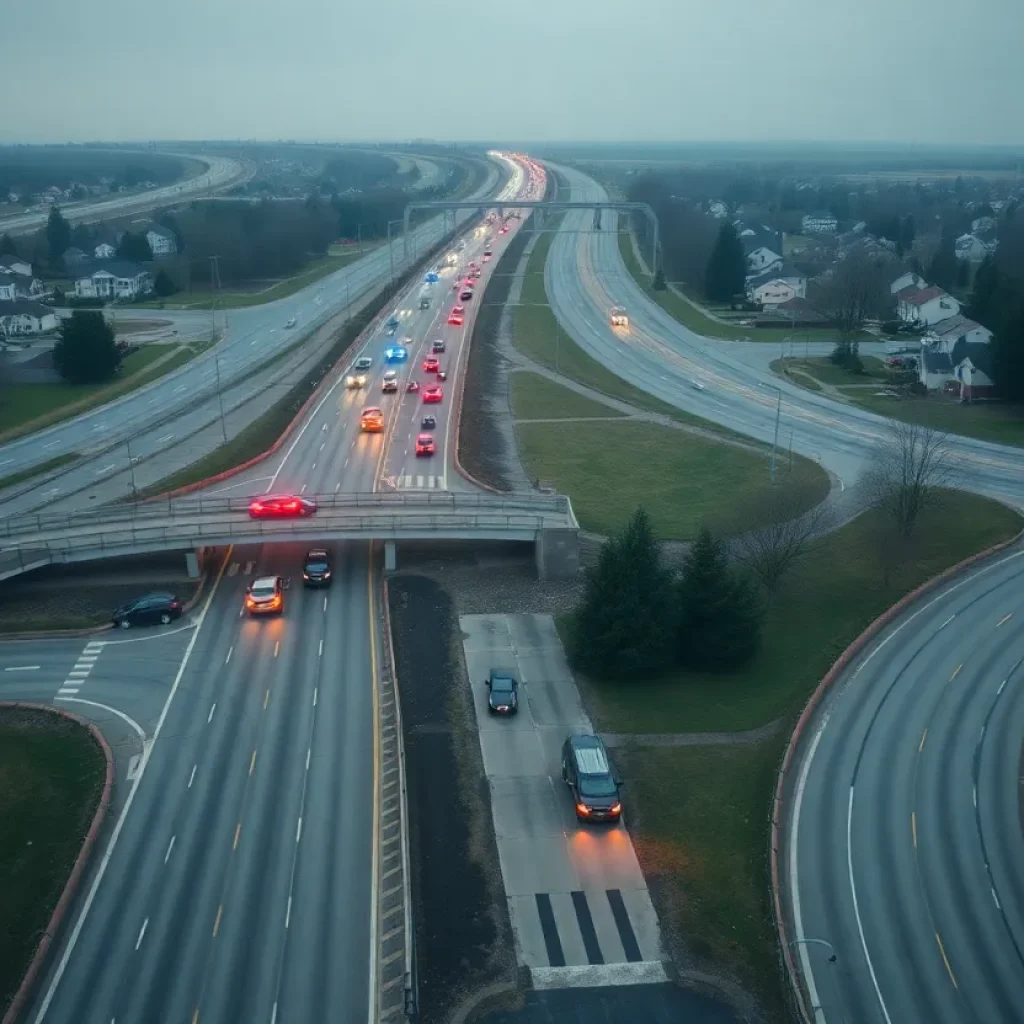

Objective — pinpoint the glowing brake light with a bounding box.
[576,804,591,816]
[610,803,621,815]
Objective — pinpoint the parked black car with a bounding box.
[302,548,333,587]
[561,733,622,822]
[112,592,183,629]
[485,668,519,715]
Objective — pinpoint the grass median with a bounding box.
[570,491,1021,1020]
[0,342,207,442]
[0,706,107,1014]
[508,371,624,420]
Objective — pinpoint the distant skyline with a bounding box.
[2,0,1021,146]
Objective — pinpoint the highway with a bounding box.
[12,154,538,1024]
[545,163,1024,508]
[543,162,1024,1023]
[0,156,506,513]
[0,153,248,236]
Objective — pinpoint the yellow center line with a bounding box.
[911,811,918,849]
[935,932,958,988]
[918,728,928,753]
[233,823,242,851]
[212,905,223,938]
[249,749,257,776]
[997,613,1012,627]
[950,664,962,681]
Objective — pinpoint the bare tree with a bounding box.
[726,481,836,595]
[864,421,955,539]
[809,243,893,359]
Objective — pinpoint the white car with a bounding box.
[609,306,629,328]
[382,371,399,393]
[690,379,706,392]
[285,317,297,329]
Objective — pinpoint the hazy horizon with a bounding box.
[3,0,1021,147]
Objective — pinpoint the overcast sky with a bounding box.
[2,0,1020,146]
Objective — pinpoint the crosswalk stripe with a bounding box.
[227,563,239,577]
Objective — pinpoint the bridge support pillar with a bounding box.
[384,541,397,572]
[534,529,579,581]
[185,549,201,580]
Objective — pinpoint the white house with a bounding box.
[145,226,177,256]
[746,262,807,307]
[708,201,729,219]
[745,245,783,274]
[74,261,153,300]
[802,211,838,234]
[0,274,16,301]
[0,299,58,337]
[896,285,960,326]
[955,354,996,400]
[889,269,926,296]
[919,349,953,390]
[0,256,32,277]
[955,233,992,262]
[94,242,116,259]
[927,315,992,351]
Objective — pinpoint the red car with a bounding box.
[415,433,436,457]
[248,494,318,518]
[447,306,464,326]
[423,356,440,373]
[423,386,443,404]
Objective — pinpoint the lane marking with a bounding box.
[997,612,1012,627]
[295,817,302,844]
[207,703,216,723]
[318,639,323,658]
[285,896,292,930]
[249,749,257,776]
[233,823,242,851]
[134,918,148,951]
[33,547,232,1022]
[226,645,233,664]
[264,688,270,709]
[164,835,175,864]
[188,764,197,788]
[274,641,280,658]
[918,728,927,753]
[911,812,918,849]
[949,664,962,681]
[313,686,318,707]
[53,698,146,745]
[306,747,311,772]
[4,665,40,671]
[935,932,957,988]
[213,905,223,938]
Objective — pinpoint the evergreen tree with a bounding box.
[955,259,970,290]
[992,298,1024,402]
[117,230,153,263]
[968,255,1001,324]
[899,214,916,255]
[153,268,177,297]
[45,206,71,265]
[53,311,121,385]
[70,223,96,251]
[571,507,675,678]
[704,223,747,303]
[0,233,16,256]
[926,227,958,292]
[676,527,763,672]
[652,267,666,291]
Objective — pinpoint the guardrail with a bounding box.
[0,490,575,538]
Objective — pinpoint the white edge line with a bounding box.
[53,697,146,744]
[34,547,232,1023]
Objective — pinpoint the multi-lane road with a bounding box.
[1,153,539,1024]
[543,163,1024,1023]
[0,156,506,516]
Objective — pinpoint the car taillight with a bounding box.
[251,503,263,512]
[496,705,508,712]
[610,803,621,815]
[576,804,591,816]
[286,501,298,510]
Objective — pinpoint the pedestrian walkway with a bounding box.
[56,640,104,698]
[396,473,445,490]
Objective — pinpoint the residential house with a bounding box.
[74,261,153,300]
[955,233,997,262]
[94,242,116,259]
[0,256,32,277]
[889,269,927,296]
[773,296,829,324]
[145,225,177,256]
[926,315,992,351]
[897,285,960,326]
[0,272,46,302]
[708,200,729,219]
[0,299,58,337]
[971,215,997,235]
[0,273,16,301]
[746,262,807,307]
[953,346,996,400]
[919,349,954,390]
[739,227,784,274]
[802,211,838,234]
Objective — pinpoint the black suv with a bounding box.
[112,592,183,629]
[302,548,332,587]
[485,668,519,715]
[561,733,622,822]
[431,339,446,353]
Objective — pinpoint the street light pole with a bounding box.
[126,436,138,500]
[770,388,782,484]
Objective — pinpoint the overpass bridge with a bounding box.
[0,491,580,582]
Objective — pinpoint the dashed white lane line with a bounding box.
[135,918,148,950]
[188,764,197,788]
[5,665,40,671]
[164,835,176,864]
[207,703,216,723]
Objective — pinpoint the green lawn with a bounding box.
[616,229,870,344]
[139,244,381,310]
[574,490,1022,733]
[0,707,106,1013]
[0,343,205,441]
[508,372,624,420]
[516,419,828,540]
[620,741,788,1022]
[773,355,889,386]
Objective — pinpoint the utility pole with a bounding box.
[770,389,782,484]
[209,255,229,444]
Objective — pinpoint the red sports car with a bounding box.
[423,356,440,373]
[447,306,464,326]
[415,433,436,457]
[248,494,318,518]
[423,386,443,404]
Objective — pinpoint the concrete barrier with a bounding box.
[770,525,1024,1022]
[1,704,114,1024]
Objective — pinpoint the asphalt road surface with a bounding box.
[545,163,1024,509]
[0,156,506,504]
[543,162,1024,1024]
[0,153,248,236]
[13,156,538,1024]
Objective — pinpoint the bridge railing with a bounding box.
[0,491,576,539]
